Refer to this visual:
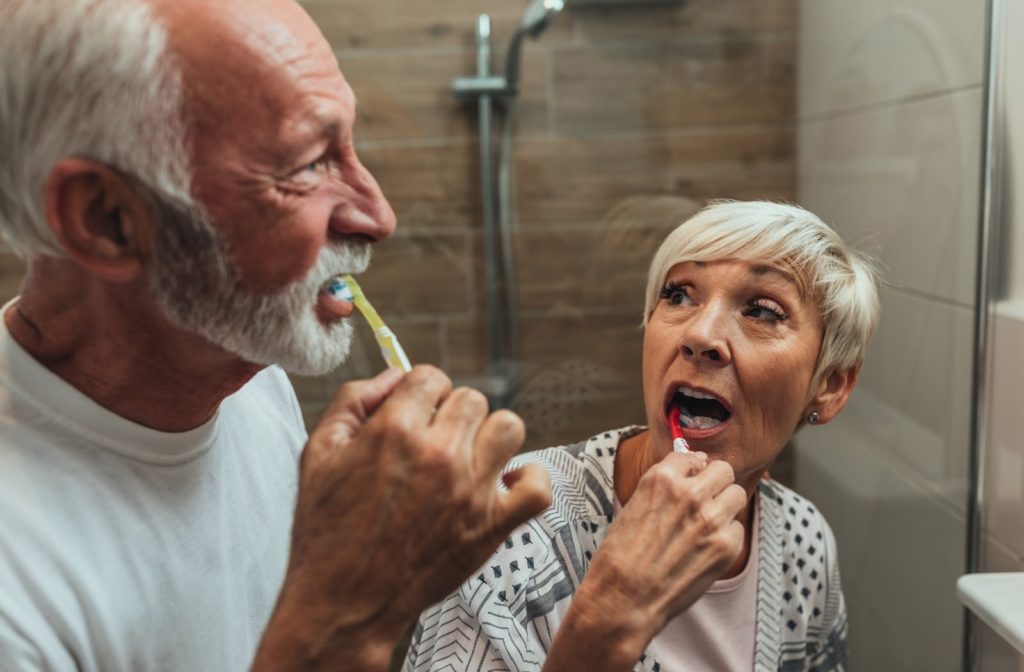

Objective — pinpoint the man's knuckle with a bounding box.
[453,387,488,415]
[489,409,524,438]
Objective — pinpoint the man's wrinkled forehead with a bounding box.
[153,0,346,148]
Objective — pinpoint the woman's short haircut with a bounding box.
[0,0,193,258]
[643,200,881,382]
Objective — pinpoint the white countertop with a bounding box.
[957,573,1024,654]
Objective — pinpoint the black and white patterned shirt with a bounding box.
[405,427,848,672]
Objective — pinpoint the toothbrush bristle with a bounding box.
[328,276,355,302]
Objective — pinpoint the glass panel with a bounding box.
[978,0,1024,668]
[792,0,987,669]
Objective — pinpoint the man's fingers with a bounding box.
[494,464,552,535]
[378,365,453,427]
[316,367,406,442]
[472,409,527,481]
[432,387,489,453]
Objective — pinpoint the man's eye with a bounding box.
[304,156,329,172]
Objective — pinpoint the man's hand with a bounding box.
[544,453,746,672]
[253,365,552,672]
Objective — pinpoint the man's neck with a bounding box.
[7,258,262,432]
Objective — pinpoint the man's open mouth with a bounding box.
[669,385,732,431]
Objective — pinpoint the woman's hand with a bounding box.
[544,453,746,672]
[254,365,553,672]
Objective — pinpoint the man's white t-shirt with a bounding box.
[0,315,307,671]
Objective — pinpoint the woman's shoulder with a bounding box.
[461,428,639,601]
[759,478,840,568]
[504,426,641,518]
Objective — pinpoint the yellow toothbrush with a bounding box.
[328,275,412,372]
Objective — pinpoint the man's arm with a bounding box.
[252,365,552,672]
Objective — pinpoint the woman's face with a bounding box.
[642,259,824,486]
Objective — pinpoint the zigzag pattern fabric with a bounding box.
[404,427,847,672]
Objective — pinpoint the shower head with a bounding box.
[504,0,565,94]
[518,0,566,39]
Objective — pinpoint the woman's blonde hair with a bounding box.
[643,200,881,382]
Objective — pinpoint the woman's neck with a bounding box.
[613,429,757,579]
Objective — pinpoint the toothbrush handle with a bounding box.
[375,327,412,372]
[673,437,690,454]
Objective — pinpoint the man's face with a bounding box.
[151,0,396,374]
[146,198,370,376]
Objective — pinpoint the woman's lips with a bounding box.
[664,382,733,441]
[677,420,730,440]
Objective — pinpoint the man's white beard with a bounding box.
[146,198,370,376]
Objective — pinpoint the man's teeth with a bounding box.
[678,412,723,430]
[678,386,718,401]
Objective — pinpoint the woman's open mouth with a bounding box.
[668,385,732,432]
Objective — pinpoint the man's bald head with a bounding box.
[150,0,346,182]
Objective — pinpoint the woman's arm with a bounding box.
[543,456,746,672]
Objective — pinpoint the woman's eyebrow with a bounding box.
[750,265,802,292]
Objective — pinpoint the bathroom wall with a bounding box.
[292,0,798,450]
[794,0,989,669]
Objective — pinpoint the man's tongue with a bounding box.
[316,286,354,320]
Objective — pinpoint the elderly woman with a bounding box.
[404,201,880,672]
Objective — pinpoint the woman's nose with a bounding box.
[330,154,397,242]
[679,306,731,366]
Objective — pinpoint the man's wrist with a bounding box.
[252,580,404,672]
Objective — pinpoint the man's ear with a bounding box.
[43,158,154,283]
[806,364,861,425]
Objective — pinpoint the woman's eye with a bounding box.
[659,284,692,306]
[747,300,788,322]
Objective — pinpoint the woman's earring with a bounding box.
[807,411,820,425]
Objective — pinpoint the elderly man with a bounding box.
[0,0,744,670]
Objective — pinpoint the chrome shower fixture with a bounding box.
[505,0,565,94]
[451,0,564,406]
[519,0,566,38]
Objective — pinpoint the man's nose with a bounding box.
[331,155,397,242]
[679,303,731,366]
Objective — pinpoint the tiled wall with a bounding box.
[293,0,798,450]
[794,0,989,668]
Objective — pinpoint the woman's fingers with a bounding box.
[687,458,737,497]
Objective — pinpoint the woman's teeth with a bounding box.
[677,412,724,430]
[678,385,717,400]
[672,386,731,431]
